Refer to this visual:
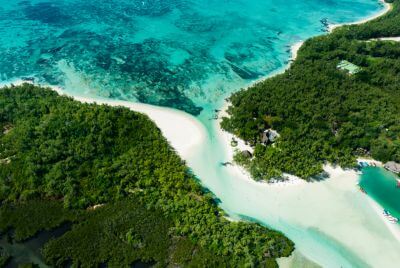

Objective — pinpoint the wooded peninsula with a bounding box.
[0,84,293,267]
[1,0,399,266]
[222,0,400,180]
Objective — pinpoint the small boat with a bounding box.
[358,162,367,168]
[396,179,400,188]
[383,209,389,215]
[359,186,367,194]
[383,210,399,223]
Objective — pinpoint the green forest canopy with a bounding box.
[222,0,400,181]
[0,84,293,267]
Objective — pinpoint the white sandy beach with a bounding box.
[328,0,392,32]
[209,111,400,266]
[57,93,207,160]
[217,91,400,267]
[1,80,207,160]
[214,150,400,267]
[215,0,396,198]
[370,36,400,42]
[277,249,321,268]
[7,78,400,267]
[290,41,304,61]
[378,36,400,41]
[367,195,400,242]
[2,0,399,266]
[212,1,400,266]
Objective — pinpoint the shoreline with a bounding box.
[366,194,400,242]
[215,0,400,249]
[217,156,400,267]
[231,0,392,106]
[1,80,207,161]
[328,0,392,32]
[370,36,400,41]
[1,0,398,266]
[216,103,306,188]
[357,157,383,167]
[217,0,393,185]
[63,95,208,160]
[290,41,304,61]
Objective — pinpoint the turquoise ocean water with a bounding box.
[0,0,383,115]
[1,0,396,267]
[360,167,400,219]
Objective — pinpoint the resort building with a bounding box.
[262,129,280,144]
[337,60,360,75]
[384,161,400,174]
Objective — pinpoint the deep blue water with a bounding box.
[0,0,383,115]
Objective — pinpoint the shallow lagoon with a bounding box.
[360,167,400,219]
[0,0,383,114]
[1,0,398,267]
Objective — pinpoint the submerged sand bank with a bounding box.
[213,1,400,266]
[217,152,400,266]
[217,102,400,267]
[1,1,397,266]
[7,80,400,266]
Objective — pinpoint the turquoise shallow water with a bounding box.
[1,0,396,267]
[359,167,400,220]
[0,0,383,115]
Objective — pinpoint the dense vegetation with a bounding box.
[0,201,80,241]
[0,84,293,267]
[222,0,400,180]
[0,252,9,268]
